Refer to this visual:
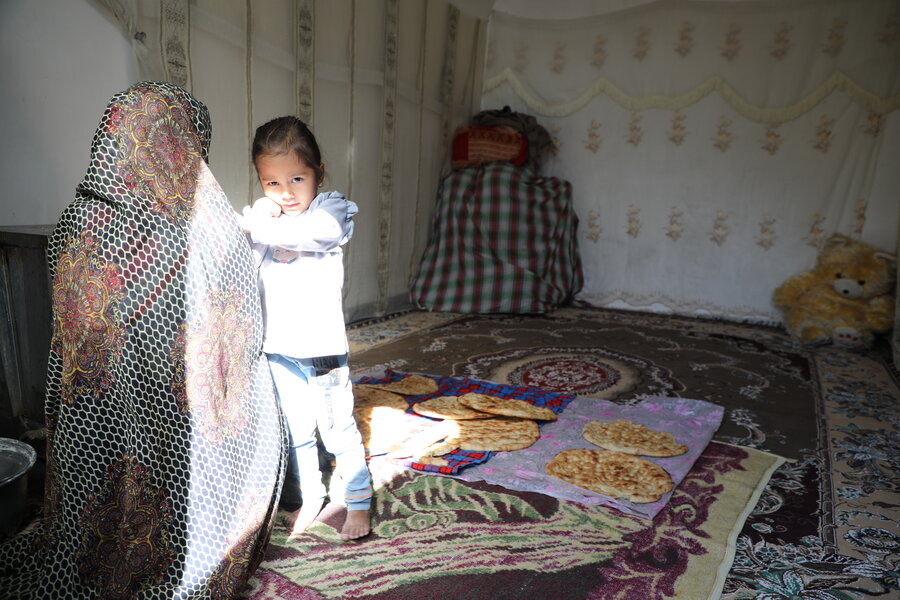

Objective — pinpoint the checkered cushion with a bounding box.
[410,162,583,313]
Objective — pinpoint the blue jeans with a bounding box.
[267,353,372,510]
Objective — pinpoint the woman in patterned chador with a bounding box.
[0,82,286,599]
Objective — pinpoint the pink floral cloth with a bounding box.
[450,396,724,519]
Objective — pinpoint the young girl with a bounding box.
[242,116,371,540]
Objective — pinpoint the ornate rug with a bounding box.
[246,442,778,600]
[245,308,899,599]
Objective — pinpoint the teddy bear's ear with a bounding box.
[823,233,852,252]
[874,251,897,266]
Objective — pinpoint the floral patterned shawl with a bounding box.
[0,82,286,599]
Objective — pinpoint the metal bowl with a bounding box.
[0,438,37,537]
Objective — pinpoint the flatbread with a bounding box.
[352,386,408,412]
[457,393,557,421]
[354,409,408,455]
[545,449,675,503]
[352,385,410,454]
[358,374,439,396]
[415,439,459,458]
[447,417,541,452]
[582,419,687,457]
[413,455,450,467]
[404,416,541,463]
[411,396,495,420]
[384,421,459,460]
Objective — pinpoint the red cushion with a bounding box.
[451,125,528,170]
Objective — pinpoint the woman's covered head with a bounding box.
[80,81,212,221]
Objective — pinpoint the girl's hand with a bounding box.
[252,196,282,218]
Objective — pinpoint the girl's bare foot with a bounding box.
[288,502,323,538]
[340,508,371,541]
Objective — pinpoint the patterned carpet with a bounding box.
[245,308,899,600]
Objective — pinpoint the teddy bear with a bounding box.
[773,233,896,349]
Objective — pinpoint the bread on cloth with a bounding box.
[545,448,675,503]
[582,419,687,457]
[352,385,410,454]
[458,393,557,421]
[352,385,408,412]
[358,374,439,396]
[412,395,495,420]
[418,416,541,457]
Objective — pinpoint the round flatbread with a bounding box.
[545,449,674,503]
[416,439,459,458]
[411,396,495,420]
[352,385,409,412]
[450,417,541,452]
[352,385,409,454]
[360,374,439,396]
[582,419,687,457]
[457,393,557,421]
[354,410,408,455]
[413,455,450,467]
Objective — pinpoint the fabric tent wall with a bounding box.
[482,0,900,323]
[122,0,486,322]
[5,0,896,329]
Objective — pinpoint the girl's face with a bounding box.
[255,152,321,216]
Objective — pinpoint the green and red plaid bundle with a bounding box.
[410,162,583,314]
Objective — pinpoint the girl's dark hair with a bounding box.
[252,116,325,184]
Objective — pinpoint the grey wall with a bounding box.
[0,0,137,228]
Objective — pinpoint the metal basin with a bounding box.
[0,438,37,537]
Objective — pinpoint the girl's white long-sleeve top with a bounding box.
[245,191,358,359]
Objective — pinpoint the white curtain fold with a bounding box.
[483,0,900,323]
[94,0,165,80]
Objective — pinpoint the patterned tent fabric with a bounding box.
[0,82,286,599]
[483,1,900,323]
[410,162,583,314]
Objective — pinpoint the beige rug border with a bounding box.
[706,443,787,600]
